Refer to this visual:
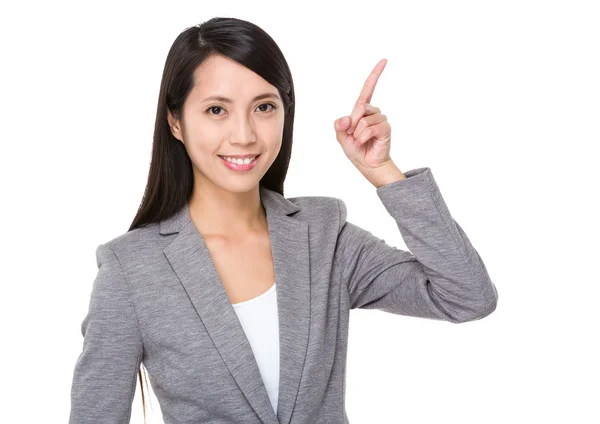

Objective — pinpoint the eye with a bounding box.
[206,106,225,116]
[256,103,277,113]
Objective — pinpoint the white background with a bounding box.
[1,0,599,423]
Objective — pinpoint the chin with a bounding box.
[216,178,262,194]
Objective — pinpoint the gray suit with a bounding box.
[69,167,498,424]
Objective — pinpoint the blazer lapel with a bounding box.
[160,186,311,424]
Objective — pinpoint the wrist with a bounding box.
[365,161,407,188]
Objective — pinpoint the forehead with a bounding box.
[191,54,277,100]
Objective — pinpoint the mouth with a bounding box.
[218,154,261,171]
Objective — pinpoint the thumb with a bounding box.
[334,116,351,142]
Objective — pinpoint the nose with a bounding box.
[228,113,257,146]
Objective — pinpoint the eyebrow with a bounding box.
[201,93,281,103]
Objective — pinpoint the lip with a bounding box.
[219,154,260,172]
[218,154,260,159]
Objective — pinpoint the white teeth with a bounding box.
[222,156,256,165]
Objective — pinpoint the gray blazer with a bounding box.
[69,167,498,424]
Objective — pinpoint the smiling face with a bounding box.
[167,54,285,194]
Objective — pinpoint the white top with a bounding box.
[231,283,280,414]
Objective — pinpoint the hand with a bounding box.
[334,59,393,179]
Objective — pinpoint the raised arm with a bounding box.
[334,167,498,324]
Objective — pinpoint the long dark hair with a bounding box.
[126,17,296,422]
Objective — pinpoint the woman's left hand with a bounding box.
[334,59,393,178]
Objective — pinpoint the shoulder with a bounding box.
[98,221,163,257]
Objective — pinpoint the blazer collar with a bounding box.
[159,185,309,424]
[158,185,301,235]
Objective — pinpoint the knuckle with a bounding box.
[362,118,371,131]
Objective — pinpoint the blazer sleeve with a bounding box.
[334,167,498,324]
[69,243,143,423]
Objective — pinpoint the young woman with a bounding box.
[69,16,498,424]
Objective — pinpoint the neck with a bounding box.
[188,184,267,238]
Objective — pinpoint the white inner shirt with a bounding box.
[231,282,280,414]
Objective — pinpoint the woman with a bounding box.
[69,16,498,424]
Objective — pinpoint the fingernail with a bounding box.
[346,126,353,134]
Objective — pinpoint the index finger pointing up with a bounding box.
[356,58,388,105]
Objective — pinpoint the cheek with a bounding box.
[184,126,222,152]
[263,116,285,141]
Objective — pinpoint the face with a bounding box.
[167,54,285,194]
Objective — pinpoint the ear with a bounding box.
[167,109,184,143]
